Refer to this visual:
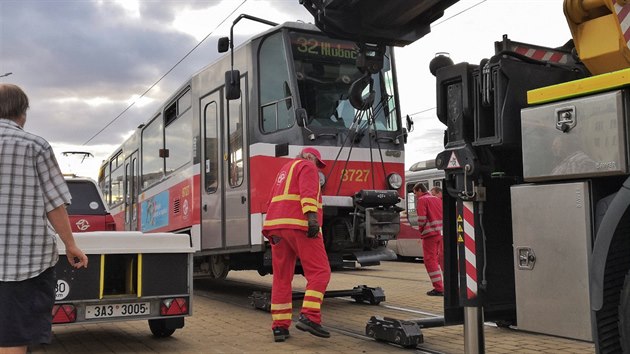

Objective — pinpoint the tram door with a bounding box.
[200,82,249,250]
[201,91,223,249]
[223,78,249,248]
[124,151,139,231]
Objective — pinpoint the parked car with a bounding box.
[65,176,116,232]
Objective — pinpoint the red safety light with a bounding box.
[52,304,76,324]
[160,298,188,316]
[105,214,117,231]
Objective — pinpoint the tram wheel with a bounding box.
[619,269,630,352]
[149,319,176,338]
[209,255,229,279]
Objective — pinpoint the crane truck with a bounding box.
[300,0,630,352]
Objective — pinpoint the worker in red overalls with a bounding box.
[262,147,331,342]
[414,183,444,296]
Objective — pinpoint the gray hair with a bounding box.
[0,84,29,120]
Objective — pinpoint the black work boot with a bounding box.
[296,314,330,338]
[273,327,290,342]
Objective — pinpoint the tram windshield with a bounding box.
[288,31,398,132]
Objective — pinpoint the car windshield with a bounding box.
[289,31,398,132]
[66,181,107,215]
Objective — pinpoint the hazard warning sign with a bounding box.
[446,151,460,169]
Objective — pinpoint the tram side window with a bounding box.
[260,31,294,133]
[375,53,398,132]
[228,81,244,187]
[204,101,219,193]
[165,90,193,175]
[99,164,111,205]
[142,115,164,189]
[110,152,124,206]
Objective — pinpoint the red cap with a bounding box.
[301,147,326,168]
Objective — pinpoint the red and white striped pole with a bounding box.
[456,200,484,353]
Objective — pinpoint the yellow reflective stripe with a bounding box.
[283,160,303,195]
[271,194,300,203]
[302,300,321,310]
[264,218,309,227]
[302,206,318,214]
[301,197,318,206]
[304,290,324,300]
[272,313,293,320]
[270,303,292,310]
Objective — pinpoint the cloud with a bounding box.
[1,0,571,178]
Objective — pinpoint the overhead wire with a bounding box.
[82,0,248,145]
[402,0,488,119]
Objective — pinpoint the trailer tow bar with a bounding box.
[249,285,385,311]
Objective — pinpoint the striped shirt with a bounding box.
[0,118,71,281]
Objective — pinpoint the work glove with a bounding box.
[306,212,320,238]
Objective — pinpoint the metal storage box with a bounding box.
[510,182,592,341]
[521,90,628,181]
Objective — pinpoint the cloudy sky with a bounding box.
[0,0,570,179]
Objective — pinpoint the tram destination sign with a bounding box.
[289,32,358,64]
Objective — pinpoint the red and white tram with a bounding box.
[389,160,444,260]
[98,21,406,278]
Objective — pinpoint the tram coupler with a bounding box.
[365,316,423,349]
[249,285,385,311]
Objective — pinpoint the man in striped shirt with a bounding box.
[0,84,88,354]
[414,183,444,296]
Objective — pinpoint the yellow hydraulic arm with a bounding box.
[565,0,630,74]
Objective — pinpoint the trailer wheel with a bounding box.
[149,319,176,338]
[209,255,229,279]
[619,269,630,352]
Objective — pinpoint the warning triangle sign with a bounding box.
[447,152,460,169]
[457,235,464,243]
[457,225,463,233]
[457,215,463,223]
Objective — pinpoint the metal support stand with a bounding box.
[464,306,485,354]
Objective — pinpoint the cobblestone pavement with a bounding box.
[33,260,595,354]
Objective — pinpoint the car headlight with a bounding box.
[387,173,402,189]
[318,171,326,187]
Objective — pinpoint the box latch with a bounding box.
[555,106,576,132]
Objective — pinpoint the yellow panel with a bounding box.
[576,15,628,74]
[99,254,105,299]
[137,253,143,298]
[564,0,630,75]
[528,67,630,104]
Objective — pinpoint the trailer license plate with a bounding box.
[85,302,150,319]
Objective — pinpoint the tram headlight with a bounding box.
[318,171,326,187]
[387,173,402,190]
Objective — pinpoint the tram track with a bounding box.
[193,277,447,353]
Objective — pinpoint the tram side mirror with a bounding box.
[296,108,308,127]
[225,70,241,100]
[406,115,414,132]
[218,37,230,53]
